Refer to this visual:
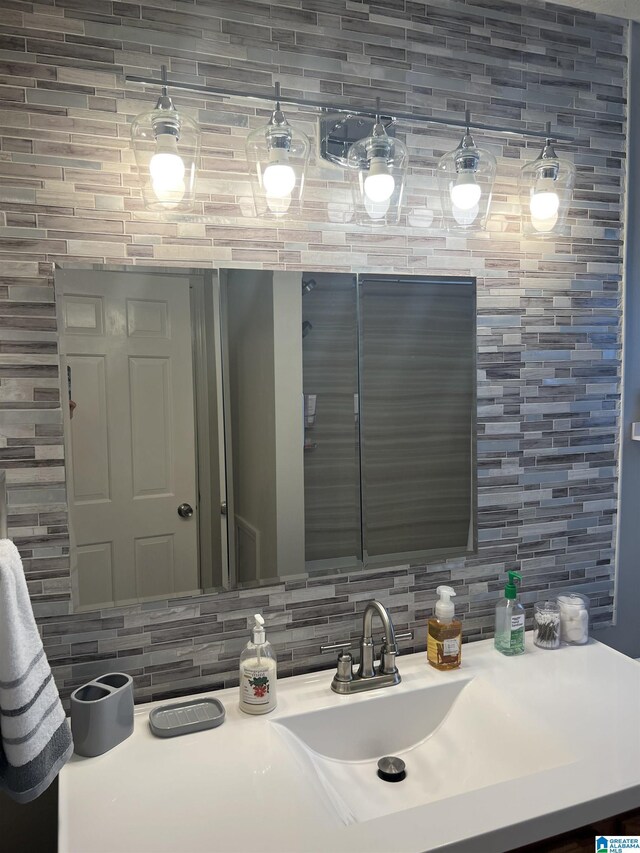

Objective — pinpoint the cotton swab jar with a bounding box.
[533,601,561,649]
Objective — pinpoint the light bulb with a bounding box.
[450,171,481,210]
[530,189,560,220]
[363,194,391,220]
[530,211,558,233]
[452,203,479,227]
[263,148,296,198]
[149,133,186,205]
[152,178,186,207]
[266,194,292,216]
[364,156,395,203]
[263,164,295,198]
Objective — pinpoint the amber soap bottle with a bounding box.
[427,585,462,670]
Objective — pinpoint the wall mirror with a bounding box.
[54,266,477,611]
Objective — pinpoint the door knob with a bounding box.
[177,503,194,518]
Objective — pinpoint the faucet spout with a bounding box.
[363,600,396,645]
[358,600,398,679]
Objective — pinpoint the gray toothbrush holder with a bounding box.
[70,672,134,757]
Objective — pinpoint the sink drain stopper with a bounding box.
[377,756,406,782]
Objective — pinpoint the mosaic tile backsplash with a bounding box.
[0,0,626,705]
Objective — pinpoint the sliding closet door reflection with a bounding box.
[359,276,476,564]
[302,273,362,571]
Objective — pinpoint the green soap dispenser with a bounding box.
[494,571,525,656]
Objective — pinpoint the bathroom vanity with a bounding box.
[59,636,640,853]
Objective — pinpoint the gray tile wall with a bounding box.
[0,0,626,705]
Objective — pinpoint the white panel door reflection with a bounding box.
[57,269,198,608]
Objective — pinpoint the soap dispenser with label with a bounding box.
[239,614,277,715]
[494,572,525,656]
[427,585,462,670]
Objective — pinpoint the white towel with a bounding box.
[0,539,72,803]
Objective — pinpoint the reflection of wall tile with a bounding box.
[0,0,625,705]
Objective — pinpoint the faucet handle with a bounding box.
[320,640,353,654]
[321,632,412,655]
[394,631,413,643]
[380,642,399,675]
[335,650,354,683]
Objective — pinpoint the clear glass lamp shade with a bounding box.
[437,136,496,231]
[519,143,575,237]
[131,107,200,213]
[346,123,408,226]
[246,114,310,218]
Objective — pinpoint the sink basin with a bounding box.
[275,678,471,762]
[272,676,575,825]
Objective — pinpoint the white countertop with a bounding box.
[59,636,640,853]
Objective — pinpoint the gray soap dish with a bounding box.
[149,697,225,738]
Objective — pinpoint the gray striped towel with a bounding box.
[0,539,73,803]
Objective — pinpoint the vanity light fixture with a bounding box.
[245,83,310,218]
[346,98,408,226]
[130,65,201,212]
[519,123,575,236]
[436,111,496,231]
[125,67,579,227]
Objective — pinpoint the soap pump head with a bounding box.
[504,572,522,600]
[252,613,266,644]
[435,585,456,619]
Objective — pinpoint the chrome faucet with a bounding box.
[325,600,401,695]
